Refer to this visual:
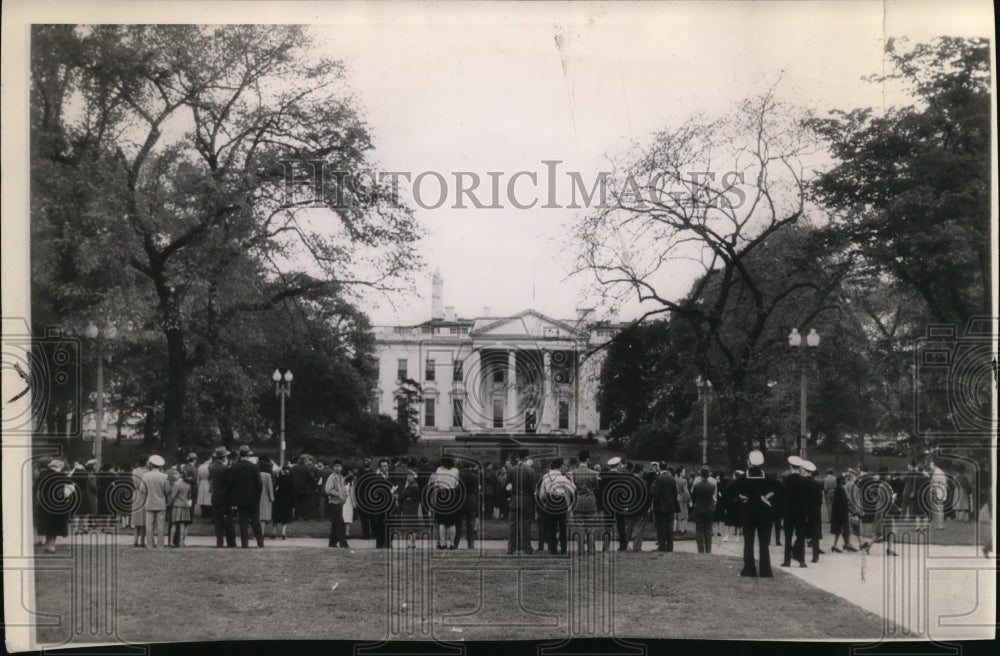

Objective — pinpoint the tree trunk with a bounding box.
[218,411,235,451]
[142,402,157,450]
[161,326,186,460]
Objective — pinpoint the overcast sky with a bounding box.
[2,1,994,328]
[309,1,992,326]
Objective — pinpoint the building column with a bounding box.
[464,348,480,430]
[506,349,517,430]
[540,350,554,432]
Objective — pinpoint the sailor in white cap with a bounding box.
[727,450,783,577]
[598,456,629,551]
[780,455,810,568]
[140,456,170,547]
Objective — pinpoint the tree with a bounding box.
[809,37,991,325]
[31,26,422,457]
[394,378,424,443]
[575,90,850,467]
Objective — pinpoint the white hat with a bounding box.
[607,456,622,467]
[787,455,804,468]
[748,450,765,466]
[148,455,165,467]
[801,460,817,473]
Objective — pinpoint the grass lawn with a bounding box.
[182,514,985,545]
[35,546,883,644]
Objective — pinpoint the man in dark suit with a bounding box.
[208,447,236,548]
[802,460,825,563]
[232,445,264,548]
[652,463,679,552]
[291,454,318,521]
[455,461,480,549]
[598,457,630,551]
[781,455,810,568]
[690,467,717,554]
[507,449,537,554]
[357,457,376,538]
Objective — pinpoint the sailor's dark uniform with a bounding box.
[781,472,810,566]
[727,467,783,577]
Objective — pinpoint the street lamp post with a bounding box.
[788,327,820,460]
[695,375,713,466]
[85,322,117,466]
[273,369,293,467]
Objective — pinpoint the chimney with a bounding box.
[431,269,443,319]
[444,306,455,322]
[483,306,491,316]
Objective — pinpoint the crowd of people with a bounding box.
[32,446,988,567]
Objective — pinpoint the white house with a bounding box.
[372,274,620,441]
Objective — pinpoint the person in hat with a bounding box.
[568,450,599,554]
[780,455,810,568]
[209,447,236,548]
[35,459,77,553]
[324,459,351,548]
[727,450,783,577]
[272,462,295,539]
[597,456,633,552]
[507,449,537,554]
[140,456,170,548]
[231,445,264,548]
[801,460,825,563]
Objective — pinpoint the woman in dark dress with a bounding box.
[714,473,728,537]
[36,460,79,552]
[398,469,422,548]
[272,463,295,539]
[829,475,855,552]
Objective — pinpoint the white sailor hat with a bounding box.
[748,450,765,466]
[607,456,622,467]
[148,455,165,467]
[787,455,804,468]
[801,460,817,473]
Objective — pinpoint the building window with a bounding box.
[599,407,610,431]
[558,401,569,430]
[449,327,457,334]
[452,399,463,427]
[492,366,504,383]
[425,358,435,382]
[453,359,463,382]
[373,393,380,414]
[397,359,408,381]
[424,398,435,427]
[493,399,504,428]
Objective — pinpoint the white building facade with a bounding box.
[373,283,618,441]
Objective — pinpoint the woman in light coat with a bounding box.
[258,459,276,536]
[195,458,212,519]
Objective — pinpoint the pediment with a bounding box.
[471,310,582,339]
